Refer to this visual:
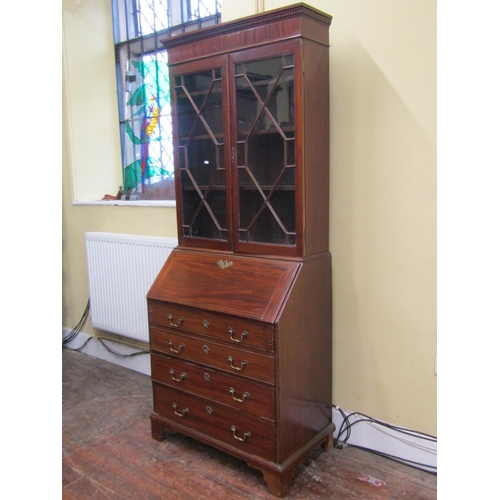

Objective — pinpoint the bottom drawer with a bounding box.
[153,382,276,461]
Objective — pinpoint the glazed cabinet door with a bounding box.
[169,41,305,256]
[170,56,232,251]
[230,40,303,257]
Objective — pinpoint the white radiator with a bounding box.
[85,232,177,342]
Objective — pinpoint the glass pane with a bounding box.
[200,79,223,136]
[114,0,222,200]
[245,131,285,187]
[176,71,223,140]
[176,68,227,242]
[121,52,174,197]
[183,72,212,93]
[235,75,263,137]
[186,138,217,185]
[235,54,296,246]
[176,87,197,140]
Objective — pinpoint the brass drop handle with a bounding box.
[168,340,185,354]
[167,314,184,328]
[228,327,248,343]
[172,403,189,417]
[227,356,247,371]
[229,387,250,403]
[231,425,251,442]
[169,369,186,382]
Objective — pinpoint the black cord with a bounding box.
[337,415,437,443]
[96,337,149,357]
[62,299,150,358]
[64,336,93,352]
[333,404,437,474]
[62,299,90,345]
[336,405,352,444]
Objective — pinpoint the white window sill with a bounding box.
[72,200,176,208]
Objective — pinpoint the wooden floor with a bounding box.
[62,348,437,499]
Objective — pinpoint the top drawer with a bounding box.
[149,301,274,353]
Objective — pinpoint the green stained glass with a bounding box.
[123,54,173,194]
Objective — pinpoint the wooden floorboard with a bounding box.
[62,348,437,499]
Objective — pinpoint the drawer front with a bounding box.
[151,353,275,421]
[150,327,275,384]
[153,382,276,461]
[150,301,273,352]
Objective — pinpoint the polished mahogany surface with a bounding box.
[148,248,301,322]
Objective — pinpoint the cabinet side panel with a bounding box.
[303,41,330,256]
[300,12,331,46]
[276,253,333,462]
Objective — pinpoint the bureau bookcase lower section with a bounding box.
[147,250,334,497]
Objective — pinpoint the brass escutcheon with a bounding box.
[217,259,233,269]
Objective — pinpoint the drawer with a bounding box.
[149,301,274,352]
[150,327,274,384]
[151,353,275,421]
[153,382,276,461]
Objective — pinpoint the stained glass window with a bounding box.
[112,0,221,200]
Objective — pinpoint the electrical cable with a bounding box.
[62,299,90,345]
[62,299,150,358]
[337,415,437,444]
[336,405,352,445]
[66,336,93,352]
[335,406,436,442]
[96,337,149,357]
[333,404,437,475]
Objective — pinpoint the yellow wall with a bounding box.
[62,0,436,435]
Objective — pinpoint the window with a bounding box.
[112,0,221,200]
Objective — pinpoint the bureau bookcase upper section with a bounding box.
[162,3,332,258]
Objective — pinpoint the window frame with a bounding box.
[111,0,222,202]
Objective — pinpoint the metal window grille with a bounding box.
[112,0,221,199]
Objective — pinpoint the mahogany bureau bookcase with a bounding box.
[147,3,334,496]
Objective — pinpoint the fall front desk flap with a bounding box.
[147,248,302,324]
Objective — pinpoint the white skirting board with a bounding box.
[332,406,437,473]
[62,328,151,376]
[62,328,436,473]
